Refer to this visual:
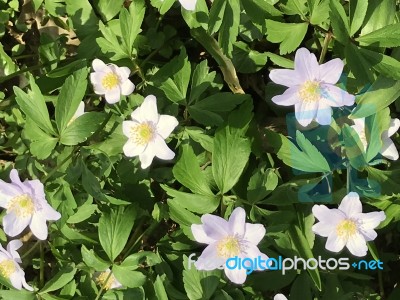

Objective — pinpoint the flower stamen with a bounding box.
[0,260,16,278]
[7,194,35,218]
[336,219,357,239]
[95,271,117,290]
[299,81,321,102]
[130,122,155,145]
[101,73,120,90]
[217,236,241,258]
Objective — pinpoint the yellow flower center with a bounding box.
[7,194,35,218]
[336,219,357,239]
[0,260,16,278]
[95,271,118,290]
[130,123,155,145]
[217,236,241,258]
[299,81,321,102]
[101,73,120,90]
[358,129,368,149]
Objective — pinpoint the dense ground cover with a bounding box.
[0,0,400,299]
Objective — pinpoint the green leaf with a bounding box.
[349,0,368,36]
[0,43,18,77]
[99,206,136,261]
[163,185,219,214]
[67,203,97,224]
[23,118,57,159]
[329,0,350,44]
[97,22,128,60]
[344,42,374,84]
[290,272,313,300]
[60,112,107,145]
[120,1,145,57]
[266,52,294,69]
[120,252,161,269]
[288,225,321,291]
[167,199,200,227]
[266,130,331,173]
[112,266,146,288]
[192,93,250,113]
[265,20,308,55]
[65,0,99,39]
[357,23,400,47]
[55,68,88,133]
[0,290,35,300]
[208,0,226,34]
[309,0,330,25]
[185,127,214,152]
[182,255,221,300]
[232,41,268,73]
[81,245,110,271]
[189,60,218,104]
[39,266,77,294]
[172,144,213,195]
[153,275,169,300]
[350,76,400,118]
[95,0,124,21]
[217,0,240,57]
[364,108,390,162]
[212,126,251,194]
[358,47,400,80]
[342,124,367,170]
[247,167,278,203]
[14,75,55,135]
[360,0,395,36]
[241,0,282,24]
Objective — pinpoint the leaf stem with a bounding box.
[346,163,351,194]
[319,32,332,64]
[39,241,45,289]
[41,150,76,183]
[94,271,112,300]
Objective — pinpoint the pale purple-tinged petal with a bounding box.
[338,192,362,217]
[141,95,159,123]
[9,271,22,290]
[312,222,334,237]
[3,213,31,237]
[92,82,106,95]
[356,211,386,231]
[117,66,131,81]
[224,266,247,284]
[130,107,143,123]
[41,202,61,221]
[294,48,319,81]
[123,141,146,157]
[153,136,175,160]
[312,205,344,224]
[180,0,197,10]
[120,80,135,96]
[9,169,22,185]
[359,229,377,242]
[201,214,229,240]
[156,115,178,139]
[92,59,107,72]
[21,275,34,291]
[269,69,303,87]
[315,101,332,125]
[195,243,225,270]
[104,88,121,104]
[271,86,301,106]
[352,118,365,130]
[242,242,268,260]
[319,58,344,84]
[191,224,216,244]
[244,223,265,245]
[0,183,19,208]
[138,145,156,169]
[228,207,246,236]
[90,72,104,85]
[381,139,399,160]
[25,179,45,200]
[122,121,136,137]
[387,118,400,137]
[325,231,346,253]
[346,232,368,257]
[30,213,48,240]
[295,100,318,127]
[274,294,288,300]
[320,84,355,107]
[7,240,22,262]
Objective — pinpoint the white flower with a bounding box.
[312,192,385,257]
[0,240,33,291]
[90,59,135,104]
[0,169,61,240]
[161,0,197,10]
[122,95,178,169]
[274,294,288,300]
[93,268,122,290]
[352,118,400,160]
[67,101,85,127]
[191,207,268,284]
[269,48,355,127]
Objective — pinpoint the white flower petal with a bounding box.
[191,224,216,244]
[228,207,246,236]
[104,88,121,104]
[295,100,318,127]
[319,58,344,84]
[352,118,365,130]
[123,140,146,157]
[244,223,266,245]
[224,266,247,284]
[346,232,368,257]
[153,136,175,160]
[294,48,320,81]
[138,146,156,169]
[360,229,377,242]
[242,242,268,260]
[338,192,362,217]
[9,169,22,185]
[271,86,301,106]
[356,211,386,231]
[194,243,225,270]
[179,0,197,10]
[312,222,334,237]
[121,80,135,96]
[7,240,22,262]
[201,214,229,240]
[156,115,178,139]
[269,69,303,87]
[380,138,399,160]
[312,205,344,224]
[90,72,103,85]
[117,66,131,81]
[3,213,30,237]
[22,276,34,291]
[387,118,400,137]
[320,84,355,107]
[325,231,346,253]
[130,106,143,123]
[92,59,107,72]
[30,213,48,240]
[122,121,136,137]
[42,202,61,221]
[141,95,159,123]
[315,101,332,125]
[274,294,288,300]
[9,271,22,290]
